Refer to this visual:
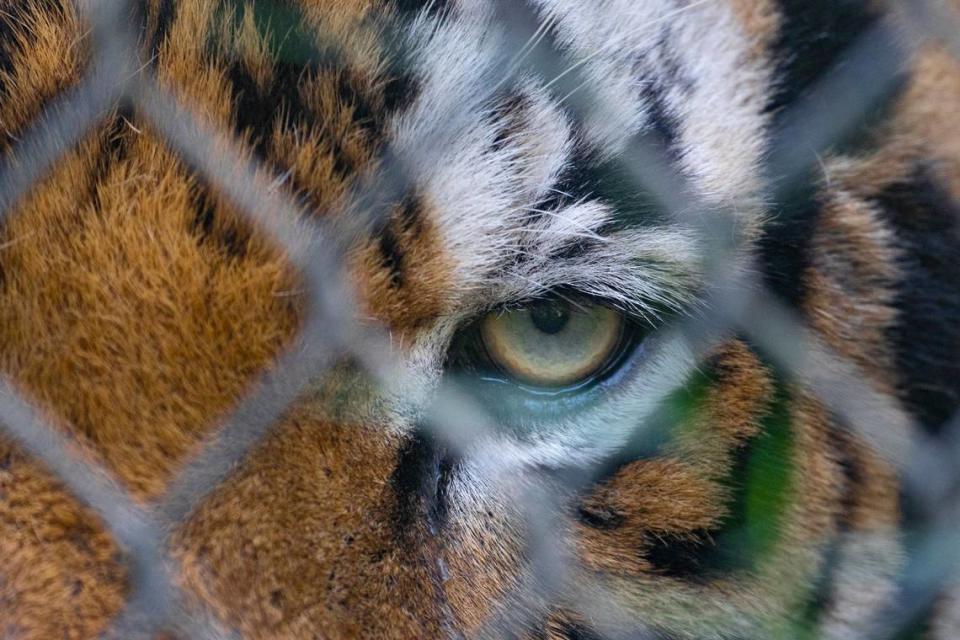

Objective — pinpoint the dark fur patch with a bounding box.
[644,530,717,579]
[639,81,681,159]
[0,0,60,83]
[765,0,880,117]
[575,505,625,530]
[871,167,960,436]
[392,0,453,18]
[0,0,69,150]
[188,183,249,259]
[556,621,605,640]
[632,26,691,155]
[380,68,420,115]
[86,105,137,215]
[490,91,532,155]
[540,141,669,232]
[0,5,19,86]
[827,424,862,532]
[390,427,456,539]
[756,168,823,309]
[376,194,426,288]
[225,60,317,160]
[147,0,177,59]
[494,2,678,228]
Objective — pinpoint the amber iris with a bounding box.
[479,299,625,387]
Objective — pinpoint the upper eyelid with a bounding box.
[493,292,669,326]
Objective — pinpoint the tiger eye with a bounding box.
[480,300,625,388]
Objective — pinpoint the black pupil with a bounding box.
[529,301,570,335]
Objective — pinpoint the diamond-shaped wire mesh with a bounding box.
[0,1,957,638]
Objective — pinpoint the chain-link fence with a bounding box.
[0,1,958,638]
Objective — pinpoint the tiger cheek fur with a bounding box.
[0,0,959,639]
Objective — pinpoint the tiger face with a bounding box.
[1,1,959,638]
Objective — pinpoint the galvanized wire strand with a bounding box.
[893,0,960,60]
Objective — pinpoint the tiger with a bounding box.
[0,0,958,638]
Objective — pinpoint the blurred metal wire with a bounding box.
[0,1,956,639]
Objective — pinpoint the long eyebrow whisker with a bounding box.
[520,208,612,237]
[520,227,613,243]
[539,0,716,93]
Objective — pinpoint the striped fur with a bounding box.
[0,1,958,638]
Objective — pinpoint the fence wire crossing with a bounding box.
[0,1,957,638]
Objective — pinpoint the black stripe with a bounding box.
[226,60,318,161]
[86,105,138,216]
[828,425,862,533]
[872,167,960,437]
[759,70,905,309]
[0,0,64,146]
[148,0,177,58]
[215,0,338,156]
[188,184,250,259]
[759,3,905,311]
[575,504,625,531]
[644,529,718,580]
[380,67,420,116]
[376,193,425,288]
[756,155,826,308]
[765,0,880,118]
[640,80,682,159]
[216,1,355,157]
[493,3,675,230]
[634,26,691,156]
[0,5,20,86]
[797,538,844,635]
[556,621,605,640]
[489,91,532,156]
[539,140,669,232]
[389,426,457,540]
[390,428,442,540]
[0,0,62,78]
[377,225,405,288]
[392,0,453,18]
[794,426,863,631]
[216,1,420,216]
